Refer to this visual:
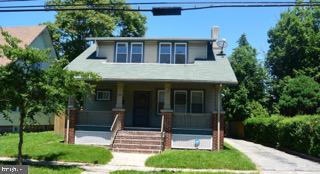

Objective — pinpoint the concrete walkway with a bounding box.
[225,138,320,174]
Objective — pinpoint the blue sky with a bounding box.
[0,0,290,60]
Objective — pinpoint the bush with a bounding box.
[248,101,269,118]
[244,115,320,157]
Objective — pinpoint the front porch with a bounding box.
[65,81,225,151]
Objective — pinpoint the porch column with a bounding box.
[65,97,77,144]
[161,83,173,150]
[212,84,224,151]
[112,82,125,130]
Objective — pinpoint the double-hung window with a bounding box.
[174,90,187,113]
[96,90,111,101]
[190,90,204,113]
[174,43,187,64]
[157,90,164,114]
[159,43,171,64]
[116,42,128,62]
[130,42,143,63]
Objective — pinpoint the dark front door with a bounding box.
[133,91,150,127]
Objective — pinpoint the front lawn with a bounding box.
[111,171,237,174]
[0,131,112,164]
[145,143,256,170]
[0,161,82,174]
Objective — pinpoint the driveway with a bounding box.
[225,138,320,174]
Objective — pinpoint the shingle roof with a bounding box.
[66,44,238,84]
[0,25,47,65]
[86,37,214,42]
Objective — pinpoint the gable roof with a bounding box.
[0,25,47,65]
[66,44,238,84]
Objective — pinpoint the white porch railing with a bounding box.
[160,114,165,151]
[110,114,121,145]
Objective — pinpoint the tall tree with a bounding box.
[223,34,268,121]
[44,0,147,61]
[266,1,320,81]
[0,29,99,165]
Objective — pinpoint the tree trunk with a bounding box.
[17,109,25,165]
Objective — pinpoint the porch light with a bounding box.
[152,7,182,16]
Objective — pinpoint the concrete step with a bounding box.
[117,130,161,136]
[113,143,162,150]
[114,139,162,145]
[112,147,161,153]
[115,135,162,140]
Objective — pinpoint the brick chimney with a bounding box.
[211,26,220,40]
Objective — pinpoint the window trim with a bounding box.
[115,42,128,63]
[96,90,111,101]
[174,90,188,113]
[158,42,172,64]
[174,43,187,64]
[130,42,144,63]
[157,90,165,114]
[190,90,204,113]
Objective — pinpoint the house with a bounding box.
[0,25,56,133]
[65,26,237,153]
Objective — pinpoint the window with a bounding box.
[174,43,187,64]
[174,90,187,113]
[116,42,128,62]
[130,42,143,63]
[159,43,171,63]
[157,90,164,113]
[190,90,204,113]
[96,90,111,101]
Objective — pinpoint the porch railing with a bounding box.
[110,114,120,145]
[160,114,165,151]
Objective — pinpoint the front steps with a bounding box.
[112,130,163,153]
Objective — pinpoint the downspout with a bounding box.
[217,84,222,151]
[66,96,72,144]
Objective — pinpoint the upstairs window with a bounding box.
[130,42,143,63]
[190,90,204,113]
[116,42,128,62]
[174,90,187,113]
[174,43,187,64]
[159,43,171,64]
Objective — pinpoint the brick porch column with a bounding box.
[161,109,173,149]
[64,109,77,144]
[212,111,225,150]
[112,108,125,130]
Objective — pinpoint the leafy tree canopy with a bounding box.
[223,34,268,121]
[278,75,320,116]
[44,0,147,61]
[266,1,320,81]
[0,29,100,164]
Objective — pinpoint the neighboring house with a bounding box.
[65,26,237,153]
[0,25,56,133]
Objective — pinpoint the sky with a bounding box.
[0,0,291,61]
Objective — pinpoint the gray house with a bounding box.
[65,27,237,153]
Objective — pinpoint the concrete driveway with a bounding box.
[225,138,320,174]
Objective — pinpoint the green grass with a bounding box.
[0,131,112,164]
[111,171,239,174]
[145,143,256,170]
[0,161,83,174]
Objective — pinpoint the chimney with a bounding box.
[211,26,220,40]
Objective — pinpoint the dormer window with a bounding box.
[116,42,128,62]
[159,43,172,64]
[130,42,143,63]
[174,43,187,64]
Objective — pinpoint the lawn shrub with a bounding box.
[244,115,320,157]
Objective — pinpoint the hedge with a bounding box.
[244,115,320,158]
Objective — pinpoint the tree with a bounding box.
[278,75,320,116]
[0,29,99,165]
[223,34,268,121]
[44,0,147,61]
[266,1,320,82]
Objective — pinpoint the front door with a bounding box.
[133,91,150,127]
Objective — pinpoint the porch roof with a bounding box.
[66,44,238,84]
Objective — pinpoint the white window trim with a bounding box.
[96,90,111,101]
[159,42,172,64]
[174,90,188,113]
[115,42,128,63]
[130,42,144,63]
[174,43,187,64]
[190,90,204,113]
[157,90,164,114]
